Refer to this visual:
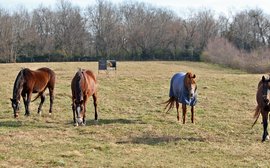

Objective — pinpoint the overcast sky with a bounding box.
[1,0,270,17]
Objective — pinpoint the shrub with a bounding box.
[203,37,270,73]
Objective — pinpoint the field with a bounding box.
[0,61,268,167]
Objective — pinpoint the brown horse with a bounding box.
[10,67,55,118]
[253,75,270,141]
[71,68,98,126]
[164,72,197,124]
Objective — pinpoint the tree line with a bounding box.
[0,0,269,63]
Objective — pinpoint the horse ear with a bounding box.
[10,98,13,102]
[262,76,266,82]
[193,74,196,78]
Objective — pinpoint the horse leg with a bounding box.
[191,106,195,123]
[176,101,180,122]
[82,101,87,126]
[22,93,27,116]
[262,111,269,142]
[93,93,98,121]
[72,101,77,126]
[37,93,45,114]
[182,104,187,124]
[48,87,54,114]
[25,92,32,116]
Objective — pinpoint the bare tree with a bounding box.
[196,9,218,50]
[0,8,13,62]
[165,17,186,60]
[86,0,122,59]
[227,9,270,51]
[32,5,55,57]
[12,7,34,60]
[120,2,173,60]
[54,0,87,58]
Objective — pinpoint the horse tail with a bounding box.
[31,92,42,102]
[31,88,47,102]
[163,97,176,113]
[252,105,261,128]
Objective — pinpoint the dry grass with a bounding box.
[0,61,268,167]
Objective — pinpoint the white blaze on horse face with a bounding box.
[189,84,196,98]
[76,106,81,114]
[76,106,82,123]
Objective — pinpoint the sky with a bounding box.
[1,0,270,17]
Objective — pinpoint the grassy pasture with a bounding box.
[0,61,268,167]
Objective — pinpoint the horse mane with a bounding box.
[75,69,84,102]
[12,68,26,100]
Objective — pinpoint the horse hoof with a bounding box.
[74,123,78,127]
[266,135,269,140]
[94,120,98,125]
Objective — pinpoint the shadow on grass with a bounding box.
[92,118,145,125]
[0,120,23,127]
[116,135,205,145]
[66,118,146,126]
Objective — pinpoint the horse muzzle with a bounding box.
[14,112,19,118]
[77,117,83,125]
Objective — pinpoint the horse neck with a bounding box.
[13,70,24,100]
[75,71,84,101]
[184,74,189,89]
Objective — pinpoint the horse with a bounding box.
[164,72,197,124]
[10,67,56,118]
[253,75,270,142]
[71,68,98,126]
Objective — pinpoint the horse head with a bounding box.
[262,75,270,105]
[74,98,84,125]
[10,98,20,118]
[185,72,197,99]
[10,69,25,118]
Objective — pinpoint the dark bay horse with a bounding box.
[71,68,98,126]
[253,75,270,142]
[10,67,55,118]
[164,72,197,124]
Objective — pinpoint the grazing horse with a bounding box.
[10,67,55,118]
[253,75,270,141]
[71,68,98,126]
[164,72,197,124]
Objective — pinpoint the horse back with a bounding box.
[83,70,97,95]
[23,67,55,92]
[71,69,97,100]
[169,72,186,98]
